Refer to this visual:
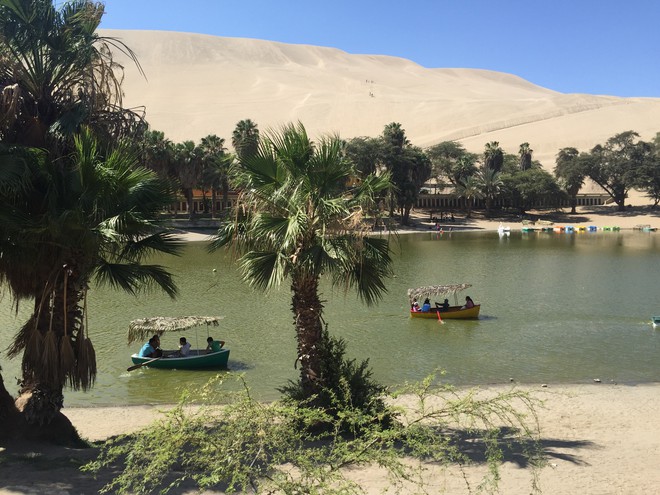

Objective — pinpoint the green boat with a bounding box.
[127,316,230,371]
[130,348,229,369]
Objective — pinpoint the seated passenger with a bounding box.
[411,298,420,312]
[139,335,163,358]
[178,337,191,357]
[435,299,450,311]
[421,298,432,312]
[206,336,225,353]
[462,296,475,309]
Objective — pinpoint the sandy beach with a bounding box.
[0,382,658,494]
[175,203,660,242]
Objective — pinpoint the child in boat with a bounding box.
[411,298,420,311]
[421,298,432,312]
[206,336,225,353]
[178,337,192,357]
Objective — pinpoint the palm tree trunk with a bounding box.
[211,188,217,218]
[291,274,324,398]
[185,188,194,220]
[0,372,23,442]
[222,178,229,212]
[13,269,91,444]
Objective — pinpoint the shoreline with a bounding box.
[173,204,660,241]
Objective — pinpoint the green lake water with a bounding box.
[1,230,659,406]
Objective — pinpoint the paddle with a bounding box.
[436,309,443,324]
[127,357,161,372]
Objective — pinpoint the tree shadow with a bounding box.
[441,426,594,468]
[0,423,596,494]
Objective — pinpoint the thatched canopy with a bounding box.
[407,284,472,303]
[127,316,224,344]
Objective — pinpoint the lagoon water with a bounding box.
[1,230,660,406]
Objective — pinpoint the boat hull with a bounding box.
[410,305,480,319]
[130,349,230,369]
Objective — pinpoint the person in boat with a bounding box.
[206,336,225,353]
[461,296,475,309]
[178,337,192,357]
[411,298,420,311]
[139,335,163,358]
[435,299,450,311]
[421,298,432,312]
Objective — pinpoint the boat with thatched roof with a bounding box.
[128,316,230,370]
[408,284,480,319]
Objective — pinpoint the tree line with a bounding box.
[138,120,660,224]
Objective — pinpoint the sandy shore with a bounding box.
[175,204,660,242]
[1,383,658,494]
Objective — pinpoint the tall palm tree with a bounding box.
[478,168,504,217]
[199,134,228,216]
[173,140,202,218]
[519,143,533,171]
[484,141,504,173]
[0,129,180,438]
[454,175,483,218]
[231,119,259,161]
[212,123,393,399]
[140,129,175,179]
[0,0,144,151]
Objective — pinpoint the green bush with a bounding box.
[278,327,390,434]
[83,372,544,495]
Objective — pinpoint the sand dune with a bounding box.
[102,29,660,171]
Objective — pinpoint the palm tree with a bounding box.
[0,0,144,151]
[519,143,533,171]
[173,140,202,219]
[454,175,483,218]
[140,129,175,178]
[0,129,180,440]
[211,123,393,399]
[478,168,504,217]
[199,134,228,216]
[484,141,504,172]
[231,119,259,161]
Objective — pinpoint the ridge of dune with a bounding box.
[102,29,660,171]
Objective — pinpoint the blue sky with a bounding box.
[99,0,660,98]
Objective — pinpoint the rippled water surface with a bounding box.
[2,230,659,406]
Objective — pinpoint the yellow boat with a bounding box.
[410,304,481,319]
[408,283,481,320]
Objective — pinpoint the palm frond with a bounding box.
[328,235,392,305]
[118,231,184,261]
[240,251,288,291]
[93,262,178,299]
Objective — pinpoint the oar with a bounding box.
[436,310,444,324]
[127,357,161,372]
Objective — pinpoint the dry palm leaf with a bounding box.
[59,267,75,385]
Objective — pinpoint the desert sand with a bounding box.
[101,29,660,180]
